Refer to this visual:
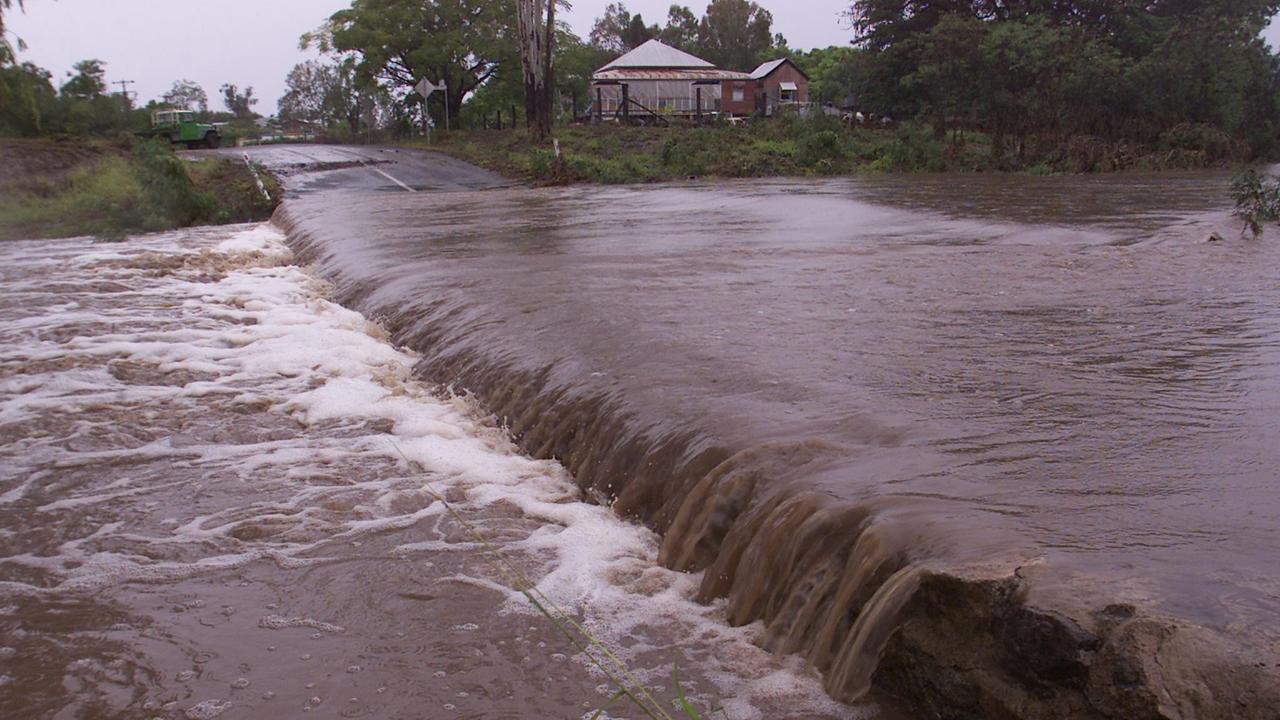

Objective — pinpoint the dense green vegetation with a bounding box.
[426,114,1235,185]
[4,0,1279,176]
[0,55,270,141]
[0,138,280,240]
[837,0,1280,161]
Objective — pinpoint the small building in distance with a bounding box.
[749,58,810,115]
[590,39,806,119]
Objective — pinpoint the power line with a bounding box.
[113,79,136,101]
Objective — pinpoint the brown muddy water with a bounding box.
[5,162,1280,720]
[278,170,1280,713]
[0,226,869,719]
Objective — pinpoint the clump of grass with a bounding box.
[1231,169,1280,239]
[131,139,218,230]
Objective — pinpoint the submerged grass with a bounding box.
[0,138,280,241]
[389,441,715,720]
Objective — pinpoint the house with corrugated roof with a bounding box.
[750,57,810,113]
[590,39,806,119]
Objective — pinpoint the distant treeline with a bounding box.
[3,0,1278,164]
[0,54,265,138]
[842,0,1280,159]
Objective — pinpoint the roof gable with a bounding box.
[750,57,809,81]
[600,39,716,71]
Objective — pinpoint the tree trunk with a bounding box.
[543,0,556,129]
[516,0,549,140]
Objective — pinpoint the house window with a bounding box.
[732,84,745,102]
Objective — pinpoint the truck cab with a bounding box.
[152,110,222,149]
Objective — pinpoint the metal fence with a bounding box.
[593,96,724,116]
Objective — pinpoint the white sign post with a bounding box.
[414,78,450,139]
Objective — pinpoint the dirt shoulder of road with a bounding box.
[0,137,281,241]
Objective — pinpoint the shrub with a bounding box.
[1231,169,1280,238]
[795,130,847,170]
[1160,123,1236,159]
[131,139,216,228]
[881,125,946,171]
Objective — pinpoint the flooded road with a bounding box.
[0,223,873,719]
[284,172,1280,621]
[273,153,1280,715]
[6,144,1280,719]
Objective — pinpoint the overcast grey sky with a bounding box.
[7,1,1279,113]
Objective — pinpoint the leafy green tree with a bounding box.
[278,61,339,126]
[589,3,657,53]
[975,17,1075,155]
[0,0,25,66]
[555,28,610,115]
[0,0,20,126]
[695,0,778,70]
[220,83,258,118]
[846,0,1280,159]
[163,79,208,113]
[61,59,106,99]
[0,61,53,135]
[660,5,700,51]
[312,0,516,127]
[793,46,861,105]
[903,15,986,137]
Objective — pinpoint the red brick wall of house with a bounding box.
[761,63,809,103]
[720,79,758,115]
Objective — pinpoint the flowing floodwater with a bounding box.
[276,168,1280,715]
[0,225,876,719]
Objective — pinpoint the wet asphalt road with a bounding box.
[182,144,511,196]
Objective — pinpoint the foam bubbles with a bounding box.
[0,223,869,720]
[184,700,232,719]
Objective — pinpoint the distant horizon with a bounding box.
[6,1,1278,113]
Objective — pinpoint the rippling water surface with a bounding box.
[0,225,870,719]
[283,172,1280,643]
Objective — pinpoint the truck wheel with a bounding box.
[205,133,221,149]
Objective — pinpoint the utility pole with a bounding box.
[113,79,136,108]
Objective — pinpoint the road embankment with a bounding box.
[0,137,280,241]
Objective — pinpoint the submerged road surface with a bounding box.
[190,144,513,195]
[265,146,1277,717]
[1,148,884,719]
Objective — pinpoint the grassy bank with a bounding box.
[421,118,1252,185]
[0,138,281,241]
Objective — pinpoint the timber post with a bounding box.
[622,84,630,121]
[696,87,702,123]
[596,87,603,122]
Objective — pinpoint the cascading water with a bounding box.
[275,171,1280,718]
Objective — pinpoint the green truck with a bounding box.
[150,110,222,149]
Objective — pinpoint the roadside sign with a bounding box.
[415,78,445,98]
[414,78,451,133]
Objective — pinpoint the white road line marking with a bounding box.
[368,165,416,192]
[327,146,417,193]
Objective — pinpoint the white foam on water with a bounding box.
[0,223,873,719]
